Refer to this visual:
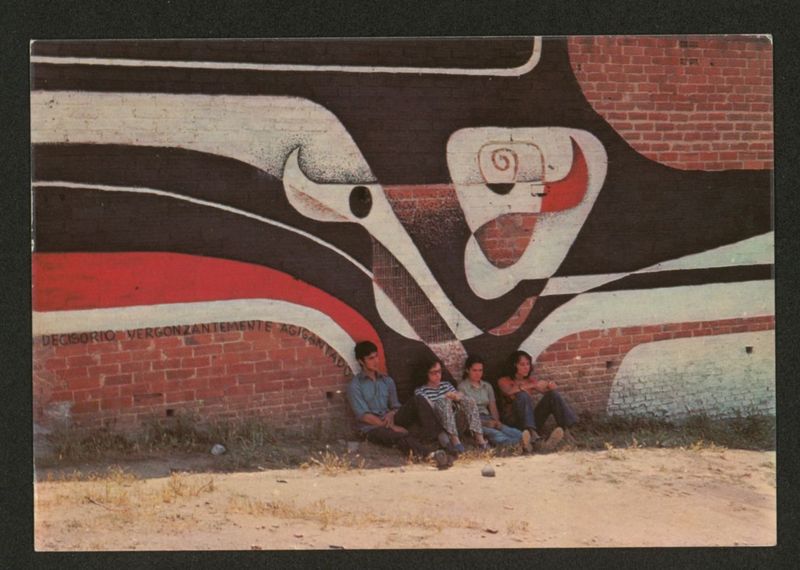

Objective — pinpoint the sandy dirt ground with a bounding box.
[34,446,776,550]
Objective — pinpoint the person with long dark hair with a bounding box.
[496,350,578,452]
[457,354,532,452]
[414,355,489,455]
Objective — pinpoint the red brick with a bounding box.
[101,397,133,410]
[166,391,195,404]
[120,361,150,373]
[99,351,132,364]
[88,364,120,377]
[163,347,194,358]
[578,330,602,340]
[130,350,162,362]
[104,374,133,386]
[166,369,194,381]
[228,363,255,375]
[72,400,100,414]
[54,344,88,357]
[182,356,211,368]
[44,358,68,371]
[121,339,153,350]
[86,342,118,354]
[196,388,226,400]
[192,344,222,356]
[214,332,242,342]
[48,390,73,402]
[151,358,183,370]
[225,385,255,397]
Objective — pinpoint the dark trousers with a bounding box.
[364,395,442,457]
[502,390,578,433]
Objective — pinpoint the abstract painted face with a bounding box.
[447,127,608,299]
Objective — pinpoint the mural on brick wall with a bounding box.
[31,37,774,431]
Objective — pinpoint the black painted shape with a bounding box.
[589,265,774,293]
[487,183,515,195]
[32,38,535,70]
[32,144,373,270]
[349,186,372,218]
[555,159,773,276]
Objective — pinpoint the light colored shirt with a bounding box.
[414,381,456,403]
[346,371,401,433]
[457,380,495,416]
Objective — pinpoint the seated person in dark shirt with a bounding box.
[346,341,450,468]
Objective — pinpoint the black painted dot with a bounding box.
[349,186,372,218]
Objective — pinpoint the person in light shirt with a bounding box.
[457,354,532,452]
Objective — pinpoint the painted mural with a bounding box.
[30,37,774,430]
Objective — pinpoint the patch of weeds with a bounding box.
[45,428,137,464]
[301,447,366,475]
[227,497,480,532]
[568,412,774,452]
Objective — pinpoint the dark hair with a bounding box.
[505,350,533,379]
[354,340,378,362]
[463,354,485,379]
[415,355,443,387]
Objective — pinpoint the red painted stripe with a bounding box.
[32,252,384,365]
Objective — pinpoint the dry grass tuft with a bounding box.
[301,448,366,476]
[604,442,628,461]
[226,497,481,532]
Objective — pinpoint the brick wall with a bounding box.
[532,315,775,417]
[568,35,773,170]
[33,320,354,435]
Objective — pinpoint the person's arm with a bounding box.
[387,378,402,410]
[497,377,520,398]
[528,378,557,393]
[444,381,462,401]
[486,386,502,427]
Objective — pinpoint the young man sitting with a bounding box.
[346,341,451,469]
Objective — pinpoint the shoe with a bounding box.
[432,449,450,470]
[521,429,533,453]
[448,442,466,456]
[477,441,491,451]
[437,431,450,449]
[541,427,564,453]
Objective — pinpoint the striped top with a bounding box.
[414,381,457,403]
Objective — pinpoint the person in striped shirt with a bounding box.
[413,356,489,455]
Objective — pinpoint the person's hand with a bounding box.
[389,424,408,434]
[546,381,557,391]
[489,419,501,429]
[445,391,460,401]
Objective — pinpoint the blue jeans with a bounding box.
[502,390,578,432]
[480,414,523,446]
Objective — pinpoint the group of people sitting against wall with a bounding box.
[346,341,578,469]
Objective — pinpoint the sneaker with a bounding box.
[448,442,466,456]
[541,427,564,453]
[431,449,450,470]
[521,429,533,453]
[437,431,450,449]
